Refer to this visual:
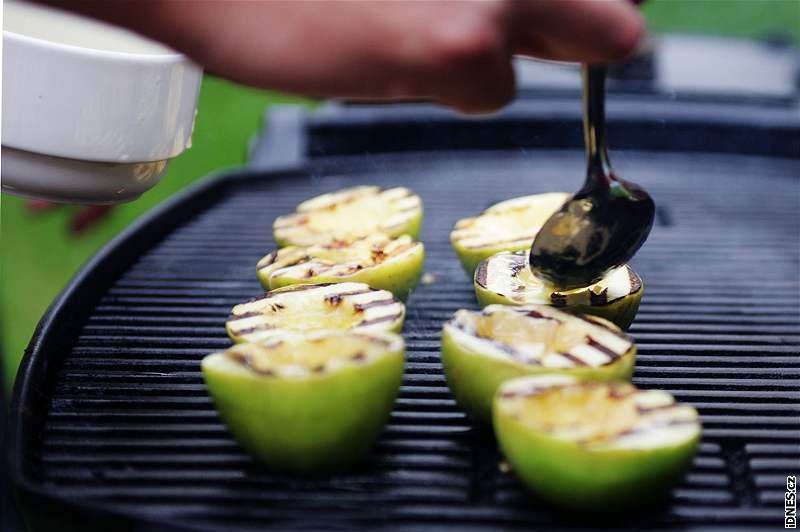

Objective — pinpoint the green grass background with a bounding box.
[2,0,799,393]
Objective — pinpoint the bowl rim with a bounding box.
[3,27,188,64]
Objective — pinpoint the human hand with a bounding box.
[26,200,114,234]
[51,0,644,113]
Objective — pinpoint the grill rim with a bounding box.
[6,166,305,531]
[7,99,799,530]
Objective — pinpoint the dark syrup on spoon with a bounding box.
[529,65,655,290]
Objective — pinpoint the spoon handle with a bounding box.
[582,64,613,187]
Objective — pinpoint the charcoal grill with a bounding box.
[8,50,800,530]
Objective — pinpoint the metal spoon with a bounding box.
[529,64,655,290]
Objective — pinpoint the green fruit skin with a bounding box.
[493,401,701,511]
[474,281,644,331]
[441,327,635,425]
[452,239,529,278]
[258,244,425,302]
[404,209,423,241]
[202,347,404,475]
[273,210,423,248]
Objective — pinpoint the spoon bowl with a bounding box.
[529,65,655,290]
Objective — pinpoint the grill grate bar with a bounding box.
[19,148,799,530]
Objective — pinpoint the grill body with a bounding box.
[8,96,800,531]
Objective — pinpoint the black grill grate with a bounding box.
[12,147,800,530]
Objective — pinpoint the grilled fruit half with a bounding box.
[441,305,635,424]
[273,186,423,247]
[451,192,569,275]
[203,330,405,474]
[474,251,643,330]
[257,234,424,301]
[226,282,405,343]
[494,375,701,510]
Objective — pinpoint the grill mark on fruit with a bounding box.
[573,313,631,340]
[475,261,488,286]
[636,401,678,414]
[359,313,403,327]
[375,242,416,262]
[451,318,514,358]
[326,238,352,249]
[509,260,525,278]
[628,267,643,293]
[274,215,307,227]
[500,341,530,360]
[463,235,537,249]
[468,330,527,360]
[523,309,560,322]
[243,292,274,303]
[354,333,392,347]
[325,294,343,307]
[257,250,279,269]
[558,351,588,366]
[233,323,275,335]
[450,320,473,337]
[278,283,336,292]
[354,298,396,312]
[586,337,621,360]
[269,303,285,312]
[589,287,608,305]
[312,264,335,276]
[371,248,387,263]
[333,288,374,298]
[249,366,274,377]
[499,382,571,399]
[227,311,262,321]
[227,350,247,365]
[226,351,275,376]
[573,314,603,327]
[612,419,697,439]
[608,386,636,400]
[312,364,325,373]
[324,190,377,208]
[352,352,366,362]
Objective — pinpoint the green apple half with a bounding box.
[494,375,701,511]
[441,304,635,424]
[226,282,405,343]
[257,233,424,301]
[273,185,423,247]
[474,251,643,330]
[203,330,405,474]
[450,192,569,275]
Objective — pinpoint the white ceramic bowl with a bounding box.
[2,0,203,203]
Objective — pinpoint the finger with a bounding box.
[509,0,644,63]
[432,60,516,114]
[26,200,61,213]
[390,7,517,113]
[424,38,517,114]
[70,205,114,234]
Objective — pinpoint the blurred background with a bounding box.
[2,0,799,397]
